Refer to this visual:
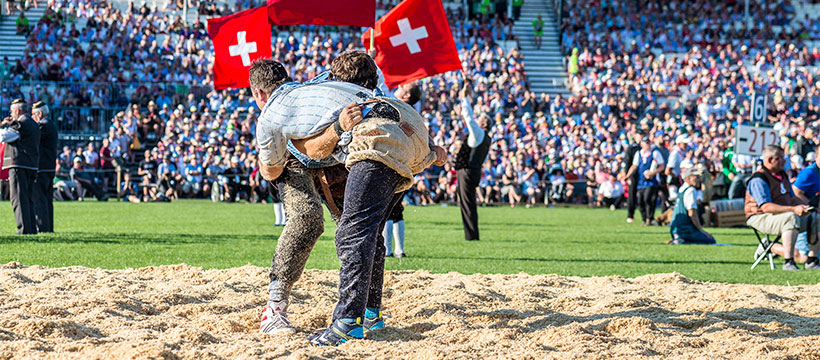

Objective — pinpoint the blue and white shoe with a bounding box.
[363,307,385,331]
[309,318,363,346]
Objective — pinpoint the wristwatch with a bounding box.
[333,120,345,137]
[338,131,353,147]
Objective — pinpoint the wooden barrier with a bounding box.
[709,199,747,228]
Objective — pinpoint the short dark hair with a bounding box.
[404,83,422,106]
[330,51,378,90]
[248,59,291,96]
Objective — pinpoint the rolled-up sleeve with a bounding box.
[747,177,772,206]
[255,120,287,167]
[0,128,20,143]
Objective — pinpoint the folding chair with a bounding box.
[751,228,781,270]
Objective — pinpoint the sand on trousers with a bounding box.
[0,262,819,359]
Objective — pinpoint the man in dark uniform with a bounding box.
[1,98,40,234]
[32,101,58,233]
[454,83,490,241]
[623,132,641,223]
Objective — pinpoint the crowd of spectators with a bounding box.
[5,0,820,212]
[405,0,820,209]
[1,0,520,203]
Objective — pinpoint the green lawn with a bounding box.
[0,200,815,285]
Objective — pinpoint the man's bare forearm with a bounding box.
[291,126,340,159]
[290,102,362,159]
[760,202,804,214]
[260,164,284,181]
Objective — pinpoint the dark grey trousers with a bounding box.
[9,168,37,235]
[33,171,54,233]
[332,160,402,321]
[457,167,481,240]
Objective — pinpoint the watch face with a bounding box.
[339,132,353,146]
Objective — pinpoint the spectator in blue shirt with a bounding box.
[792,151,820,204]
[183,157,203,197]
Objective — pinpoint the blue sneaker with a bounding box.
[309,318,363,346]
[363,307,385,331]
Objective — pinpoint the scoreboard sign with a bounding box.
[750,92,767,123]
[735,123,778,156]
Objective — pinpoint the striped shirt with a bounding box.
[256,81,375,167]
[285,70,388,168]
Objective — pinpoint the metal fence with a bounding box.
[0,106,116,137]
[0,80,216,108]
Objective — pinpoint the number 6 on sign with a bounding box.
[751,93,767,123]
[736,123,778,156]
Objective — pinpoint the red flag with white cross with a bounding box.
[362,0,462,88]
[208,6,272,90]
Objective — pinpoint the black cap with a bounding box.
[32,101,46,110]
[10,98,25,106]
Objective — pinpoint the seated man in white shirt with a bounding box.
[668,167,715,244]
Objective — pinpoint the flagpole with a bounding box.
[370,28,375,52]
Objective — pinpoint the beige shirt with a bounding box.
[345,97,436,192]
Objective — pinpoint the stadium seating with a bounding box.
[1,0,819,208]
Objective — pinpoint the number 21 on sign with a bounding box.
[747,128,778,154]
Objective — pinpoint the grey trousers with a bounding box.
[268,163,326,301]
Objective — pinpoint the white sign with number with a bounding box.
[735,123,778,156]
[751,93,767,122]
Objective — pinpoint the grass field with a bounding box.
[0,200,816,285]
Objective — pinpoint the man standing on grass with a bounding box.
[32,101,58,233]
[250,59,445,345]
[454,82,490,241]
[0,98,40,234]
[623,132,641,223]
[626,135,664,225]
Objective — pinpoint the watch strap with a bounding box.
[333,120,344,137]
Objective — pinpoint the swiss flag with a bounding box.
[362,0,462,88]
[208,6,272,90]
[267,0,374,27]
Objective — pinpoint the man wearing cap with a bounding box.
[31,101,57,232]
[668,167,715,245]
[0,98,40,234]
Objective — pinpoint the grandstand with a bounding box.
[0,0,817,207]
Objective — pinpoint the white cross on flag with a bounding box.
[362,0,462,88]
[229,31,258,66]
[389,18,428,54]
[208,6,271,89]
